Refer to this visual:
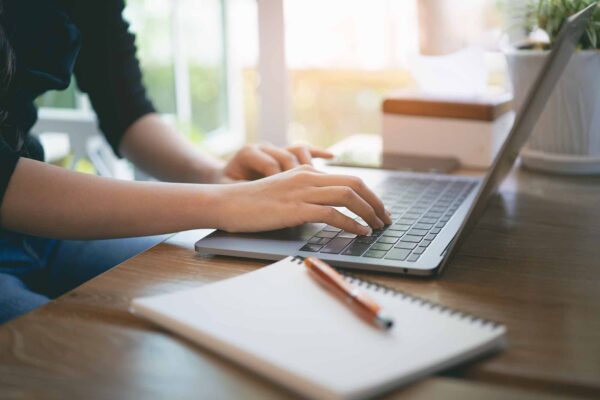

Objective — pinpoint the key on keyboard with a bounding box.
[321,238,353,254]
[299,176,478,263]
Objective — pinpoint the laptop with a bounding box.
[196,4,597,276]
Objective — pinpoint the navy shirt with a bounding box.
[0,0,155,206]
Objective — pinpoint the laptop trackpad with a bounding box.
[195,224,324,258]
[245,224,322,240]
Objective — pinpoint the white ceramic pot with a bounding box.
[506,50,600,174]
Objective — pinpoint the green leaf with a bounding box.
[523,0,600,49]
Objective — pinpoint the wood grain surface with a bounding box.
[382,97,513,121]
[1,165,599,399]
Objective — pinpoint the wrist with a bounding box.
[188,183,228,230]
[208,165,228,184]
[186,158,225,184]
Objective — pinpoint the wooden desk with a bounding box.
[1,165,599,399]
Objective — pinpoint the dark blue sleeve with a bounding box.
[0,138,20,208]
[0,134,45,210]
[68,0,156,156]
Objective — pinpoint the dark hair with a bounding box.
[0,3,19,148]
[0,27,15,120]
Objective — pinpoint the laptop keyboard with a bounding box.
[299,176,477,262]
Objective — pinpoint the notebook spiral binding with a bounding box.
[292,256,500,330]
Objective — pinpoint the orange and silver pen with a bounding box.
[304,256,394,330]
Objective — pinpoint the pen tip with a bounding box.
[376,315,394,330]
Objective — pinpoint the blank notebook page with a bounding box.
[131,257,506,400]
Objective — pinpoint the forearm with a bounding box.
[119,113,225,184]
[0,158,222,240]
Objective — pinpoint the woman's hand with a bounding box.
[2,160,387,240]
[212,165,391,235]
[222,143,334,181]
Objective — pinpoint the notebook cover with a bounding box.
[130,257,506,400]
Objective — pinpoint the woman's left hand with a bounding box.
[222,143,334,181]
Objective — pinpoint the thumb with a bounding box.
[246,146,282,177]
[309,148,335,159]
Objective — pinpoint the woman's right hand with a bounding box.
[209,165,391,235]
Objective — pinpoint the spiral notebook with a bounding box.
[130,257,506,400]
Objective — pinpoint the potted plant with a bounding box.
[505,0,600,174]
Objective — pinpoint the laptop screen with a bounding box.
[440,2,598,271]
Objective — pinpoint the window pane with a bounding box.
[282,0,503,148]
[283,0,420,148]
[37,1,178,114]
[125,0,229,142]
[180,0,229,136]
[124,0,177,115]
[34,0,232,149]
[229,0,258,144]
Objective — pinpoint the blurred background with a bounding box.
[34,0,517,172]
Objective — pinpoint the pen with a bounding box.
[304,257,394,330]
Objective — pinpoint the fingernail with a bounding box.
[362,226,372,236]
[377,219,385,229]
[384,208,393,224]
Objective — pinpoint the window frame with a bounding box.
[256,0,289,146]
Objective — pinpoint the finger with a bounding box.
[295,164,326,174]
[259,144,300,171]
[310,174,391,225]
[295,164,318,172]
[244,146,282,177]
[303,204,371,236]
[306,186,384,229]
[286,145,313,165]
[308,147,335,159]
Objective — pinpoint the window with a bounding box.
[277,0,504,149]
[37,0,239,154]
[34,0,505,157]
[124,0,177,116]
[126,0,231,145]
[283,0,420,148]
